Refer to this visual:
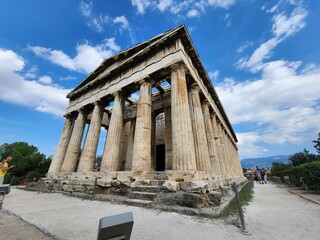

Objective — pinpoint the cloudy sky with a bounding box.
[0,0,319,159]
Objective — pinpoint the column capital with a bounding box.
[202,99,210,106]
[170,62,188,73]
[136,76,155,86]
[190,83,200,92]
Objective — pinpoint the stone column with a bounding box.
[211,114,228,178]
[164,107,172,170]
[202,101,221,176]
[221,128,234,177]
[171,64,197,170]
[189,84,211,171]
[61,110,87,172]
[48,116,74,173]
[77,102,104,172]
[218,122,232,178]
[131,79,153,171]
[121,120,132,170]
[100,91,124,172]
[125,120,135,171]
[151,113,156,170]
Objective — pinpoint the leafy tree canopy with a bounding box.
[0,142,51,179]
[271,161,290,172]
[288,148,320,167]
[312,133,320,154]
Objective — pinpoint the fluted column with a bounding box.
[121,120,132,170]
[171,64,197,170]
[164,107,172,170]
[100,91,124,172]
[48,116,74,173]
[202,101,221,176]
[221,127,234,177]
[77,102,104,172]
[189,84,211,171]
[125,120,135,170]
[211,114,228,178]
[61,110,87,172]
[131,79,153,171]
[218,122,232,177]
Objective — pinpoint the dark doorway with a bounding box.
[156,144,165,171]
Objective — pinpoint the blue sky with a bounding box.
[0,0,319,160]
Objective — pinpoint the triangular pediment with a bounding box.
[69,25,186,96]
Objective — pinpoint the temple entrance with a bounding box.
[156,144,165,171]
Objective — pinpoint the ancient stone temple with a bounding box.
[46,25,245,208]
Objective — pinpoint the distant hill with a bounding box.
[241,155,289,168]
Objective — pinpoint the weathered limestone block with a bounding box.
[180,181,208,194]
[207,179,224,190]
[97,179,112,187]
[208,191,223,206]
[74,185,85,192]
[111,179,122,187]
[62,185,74,192]
[154,192,210,208]
[162,181,180,192]
[220,186,233,196]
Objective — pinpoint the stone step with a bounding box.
[129,191,158,201]
[153,174,168,180]
[123,199,153,207]
[150,180,166,186]
[133,185,162,193]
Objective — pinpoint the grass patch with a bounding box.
[219,182,253,218]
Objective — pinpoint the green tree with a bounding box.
[312,133,320,154]
[271,161,290,172]
[0,142,51,183]
[288,148,319,167]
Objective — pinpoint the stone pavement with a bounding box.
[275,184,320,205]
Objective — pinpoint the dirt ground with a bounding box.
[1,183,320,240]
[0,210,54,240]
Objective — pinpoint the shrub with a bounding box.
[272,161,320,189]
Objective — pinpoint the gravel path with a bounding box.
[2,183,320,240]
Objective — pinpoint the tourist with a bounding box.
[0,157,16,185]
[261,168,267,184]
[254,166,262,184]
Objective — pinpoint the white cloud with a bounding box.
[29,38,121,74]
[272,6,307,38]
[158,0,172,12]
[79,1,111,32]
[24,65,38,79]
[130,0,237,17]
[0,49,24,72]
[208,0,235,9]
[0,49,70,116]
[59,75,77,81]
[131,0,153,14]
[79,1,92,17]
[187,9,199,18]
[113,16,129,30]
[237,132,268,157]
[216,60,320,157]
[224,13,231,27]
[237,41,253,53]
[209,70,219,80]
[38,76,52,85]
[238,3,307,72]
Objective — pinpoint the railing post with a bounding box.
[231,181,251,235]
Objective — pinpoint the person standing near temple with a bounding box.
[0,157,15,185]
